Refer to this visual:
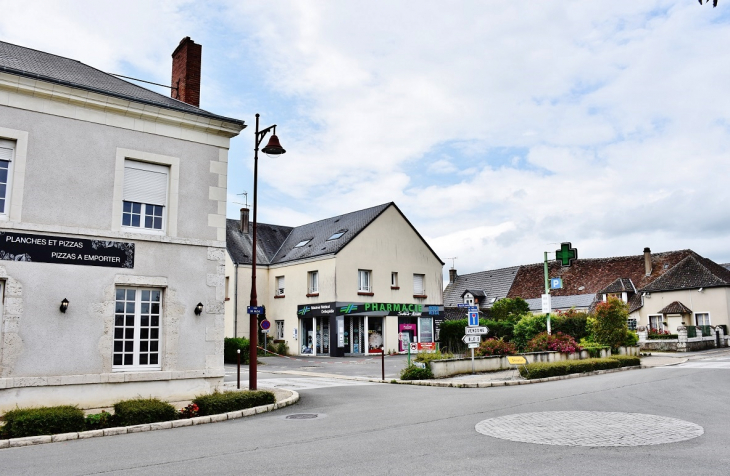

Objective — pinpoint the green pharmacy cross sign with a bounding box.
[555,242,578,266]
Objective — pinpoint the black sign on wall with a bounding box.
[0,232,134,268]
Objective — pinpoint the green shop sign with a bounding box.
[362,303,423,313]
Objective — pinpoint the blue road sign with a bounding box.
[260,319,271,330]
[457,303,470,308]
[247,306,264,314]
[467,306,479,313]
[468,312,479,326]
[550,278,563,290]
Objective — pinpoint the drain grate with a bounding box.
[285,413,319,420]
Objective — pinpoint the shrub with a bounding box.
[552,309,590,341]
[399,364,433,380]
[512,314,548,350]
[1,405,86,438]
[113,398,178,426]
[193,390,275,416]
[519,358,621,379]
[275,341,289,356]
[609,355,641,367]
[483,319,515,341]
[589,297,630,350]
[525,332,582,353]
[85,410,118,430]
[475,338,516,357]
[580,343,610,358]
[178,403,200,419]
[489,298,530,322]
[414,350,454,363]
[224,337,250,364]
[624,330,639,347]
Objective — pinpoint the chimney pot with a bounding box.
[449,268,457,284]
[240,208,250,234]
[644,247,652,276]
[171,37,202,107]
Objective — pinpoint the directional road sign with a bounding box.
[465,326,489,335]
[467,343,480,349]
[507,356,527,365]
[247,306,264,314]
[462,335,481,344]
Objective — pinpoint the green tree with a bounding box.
[512,314,547,350]
[489,297,530,322]
[588,297,629,351]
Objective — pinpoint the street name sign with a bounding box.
[457,303,470,308]
[247,306,264,314]
[462,335,481,344]
[465,326,489,335]
[467,306,479,313]
[467,343,479,349]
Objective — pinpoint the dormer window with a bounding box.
[295,239,311,248]
[327,229,347,241]
[463,293,474,305]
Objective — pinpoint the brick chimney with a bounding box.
[240,208,250,234]
[449,268,457,284]
[171,37,201,107]
[643,247,652,276]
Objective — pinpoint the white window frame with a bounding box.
[0,139,15,217]
[649,314,664,331]
[112,148,179,237]
[276,276,285,296]
[391,272,398,288]
[121,160,168,234]
[308,270,319,294]
[413,273,425,296]
[695,312,711,326]
[112,287,163,372]
[358,269,371,292]
[463,293,474,305]
[276,320,285,340]
[0,127,29,222]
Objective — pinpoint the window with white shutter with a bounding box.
[122,160,168,231]
[276,276,285,296]
[413,274,425,296]
[358,270,371,292]
[0,139,15,215]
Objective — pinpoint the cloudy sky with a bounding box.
[2,1,729,279]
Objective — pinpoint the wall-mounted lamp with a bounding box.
[698,288,704,293]
[60,298,69,313]
[194,302,204,316]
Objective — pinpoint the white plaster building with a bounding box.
[225,203,445,356]
[0,38,245,412]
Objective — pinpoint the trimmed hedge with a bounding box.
[113,398,178,426]
[519,358,622,379]
[224,337,251,364]
[609,355,641,367]
[193,390,275,416]
[582,345,610,358]
[1,405,85,438]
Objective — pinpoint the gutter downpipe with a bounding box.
[234,262,239,337]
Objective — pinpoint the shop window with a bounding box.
[113,287,162,371]
[0,139,15,216]
[358,269,371,293]
[276,320,285,340]
[413,274,425,296]
[122,160,168,232]
[276,276,285,296]
[308,271,319,294]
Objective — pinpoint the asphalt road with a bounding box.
[1,356,729,475]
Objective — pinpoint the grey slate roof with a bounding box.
[226,203,442,267]
[524,294,596,312]
[597,278,636,294]
[0,40,244,126]
[722,263,730,271]
[640,254,730,292]
[443,266,520,308]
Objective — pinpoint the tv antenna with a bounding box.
[234,191,249,208]
[446,257,458,269]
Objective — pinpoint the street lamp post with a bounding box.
[249,113,286,391]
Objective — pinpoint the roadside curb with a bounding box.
[0,390,299,450]
[377,365,643,388]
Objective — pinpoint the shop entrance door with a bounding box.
[316,317,330,355]
[345,316,364,354]
[300,318,314,355]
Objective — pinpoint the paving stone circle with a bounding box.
[475,411,703,447]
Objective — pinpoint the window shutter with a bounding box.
[413,274,424,295]
[124,160,168,206]
[0,146,13,162]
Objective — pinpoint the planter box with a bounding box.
[428,349,611,378]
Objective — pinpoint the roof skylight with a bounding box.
[294,239,311,248]
[327,229,347,241]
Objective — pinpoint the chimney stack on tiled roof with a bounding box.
[240,208,250,234]
[171,37,202,107]
[449,268,457,284]
[644,247,652,276]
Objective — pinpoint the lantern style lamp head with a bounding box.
[60,298,69,313]
[261,133,286,156]
[194,302,204,316]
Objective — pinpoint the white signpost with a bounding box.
[462,335,481,344]
[465,326,489,335]
[541,293,552,315]
[467,343,480,349]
